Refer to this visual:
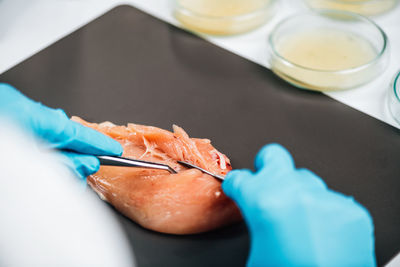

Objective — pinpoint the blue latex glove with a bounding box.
[223,144,376,267]
[0,83,123,179]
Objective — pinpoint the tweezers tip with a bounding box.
[169,167,178,174]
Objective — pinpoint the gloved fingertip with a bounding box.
[109,139,123,156]
[78,156,100,177]
[222,169,253,198]
[255,143,294,172]
[224,169,245,180]
[99,136,123,156]
[61,151,100,179]
[64,120,123,156]
[296,168,327,190]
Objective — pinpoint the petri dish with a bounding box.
[388,70,400,125]
[304,0,399,17]
[174,0,277,35]
[268,10,389,92]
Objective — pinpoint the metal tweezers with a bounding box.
[177,161,225,181]
[97,156,225,180]
[97,155,177,174]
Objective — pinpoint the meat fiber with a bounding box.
[72,117,241,234]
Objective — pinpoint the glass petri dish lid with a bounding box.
[304,0,399,17]
[174,0,278,35]
[268,10,389,92]
[388,70,400,125]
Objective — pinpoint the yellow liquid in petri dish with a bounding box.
[175,0,275,35]
[279,29,376,70]
[271,29,379,91]
[305,0,399,16]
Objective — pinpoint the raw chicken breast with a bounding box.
[72,117,241,234]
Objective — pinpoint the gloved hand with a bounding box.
[0,83,123,179]
[223,144,376,267]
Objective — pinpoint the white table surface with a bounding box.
[0,0,398,265]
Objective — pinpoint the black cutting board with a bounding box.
[1,5,399,266]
